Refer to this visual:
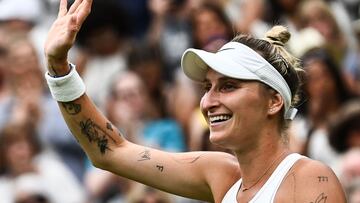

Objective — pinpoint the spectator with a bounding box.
[0,122,85,203]
[74,0,131,110]
[328,99,360,154]
[0,33,86,181]
[291,48,355,168]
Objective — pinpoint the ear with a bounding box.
[268,91,284,116]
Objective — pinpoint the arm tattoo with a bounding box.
[62,102,81,115]
[172,155,202,164]
[156,165,164,172]
[49,64,59,76]
[138,149,151,161]
[317,176,328,182]
[79,119,118,154]
[311,193,327,203]
[106,122,113,131]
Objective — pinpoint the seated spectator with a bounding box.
[107,71,186,152]
[290,48,355,169]
[0,122,85,203]
[328,99,360,154]
[0,33,86,181]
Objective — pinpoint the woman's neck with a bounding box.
[234,137,290,192]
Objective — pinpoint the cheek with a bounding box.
[199,96,208,119]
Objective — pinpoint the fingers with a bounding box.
[76,0,92,25]
[58,0,68,17]
[68,0,84,14]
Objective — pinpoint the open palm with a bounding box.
[45,0,92,68]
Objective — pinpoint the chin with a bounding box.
[209,131,228,147]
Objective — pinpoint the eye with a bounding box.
[220,82,237,92]
[201,83,212,93]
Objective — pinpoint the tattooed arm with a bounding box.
[44,1,240,202]
[276,159,346,203]
[59,96,239,202]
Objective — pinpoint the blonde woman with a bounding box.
[43,0,346,202]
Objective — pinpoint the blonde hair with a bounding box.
[233,25,305,128]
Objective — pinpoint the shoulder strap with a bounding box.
[250,153,304,203]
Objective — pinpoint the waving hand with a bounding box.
[44,0,92,76]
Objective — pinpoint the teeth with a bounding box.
[209,115,231,123]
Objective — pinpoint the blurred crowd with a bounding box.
[0,0,360,202]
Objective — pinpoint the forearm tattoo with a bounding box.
[79,119,118,154]
[138,149,151,161]
[106,122,113,131]
[62,102,81,115]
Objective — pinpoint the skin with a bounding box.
[44,0,346,202]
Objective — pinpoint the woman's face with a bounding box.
[193,9,228,47]
[5,138,34,174]
[200,69,270,150]
[304,59,336,100]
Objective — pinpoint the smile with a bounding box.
[209,114,232,124]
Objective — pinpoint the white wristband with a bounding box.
[45,63,86,102]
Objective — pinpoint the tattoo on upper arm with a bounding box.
[62,102,81,115]
[156,165,164,172]
[138,149,151,161]
[317,176,328,182]
[310,193,327,203]
[79,119,118,154]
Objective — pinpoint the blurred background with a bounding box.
[0,0,359,202]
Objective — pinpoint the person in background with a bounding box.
[291,48,356,169]
[328,99,360,155]
[0,33,86,181]
[0,122,85,203]
[74,0,131,110]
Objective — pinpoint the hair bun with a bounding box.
[264,25,291,47]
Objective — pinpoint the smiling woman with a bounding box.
[42,0,346,202]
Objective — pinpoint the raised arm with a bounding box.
[44,1,240,202]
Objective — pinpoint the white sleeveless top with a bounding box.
[221,153,304,203]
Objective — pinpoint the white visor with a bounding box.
[181,41,297,120]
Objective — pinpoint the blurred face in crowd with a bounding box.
[200,69,271,150]
[132,61,162,95]
[5,136,35,176]
[7,40,39,77]
[304,59,337,101]
[85,27,120,56]
[112,72,148,120]
[300,1,338,41]
[193,7,229,48]
[276,0,300,13]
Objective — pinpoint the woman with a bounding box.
[0,122,85,203]
[44,0,346,202]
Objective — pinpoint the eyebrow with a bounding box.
[203,76,241,84]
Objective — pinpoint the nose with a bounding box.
[200,89,221,113]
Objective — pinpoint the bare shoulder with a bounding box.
[277,157,346,203]
[200,151,241,202]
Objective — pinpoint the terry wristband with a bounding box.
[45,63,86,102]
